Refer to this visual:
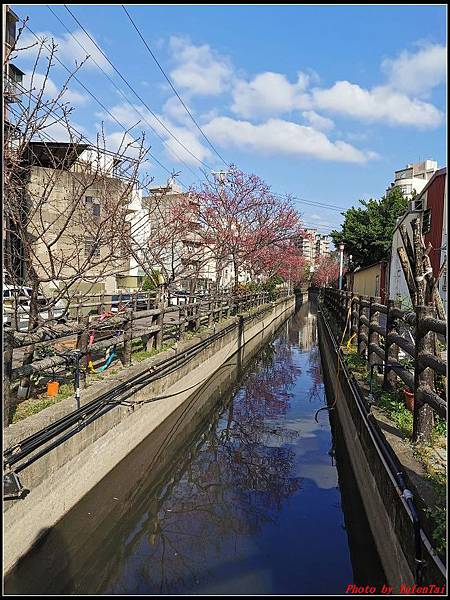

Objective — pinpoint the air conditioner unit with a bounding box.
[409,198,424,211]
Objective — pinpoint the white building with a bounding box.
[386,160,438,199]
[316,234,330,258]
[297,229,330,265]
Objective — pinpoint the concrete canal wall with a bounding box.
[317,309,446,591]
[4,295,295,575]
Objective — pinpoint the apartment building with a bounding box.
[143,182,216,292]
[5,141,137,295]
[296,229,330,265]
[386,160,438,199]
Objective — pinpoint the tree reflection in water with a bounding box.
[106,339,303,595]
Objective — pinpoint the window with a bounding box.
[422,208,431,234]
[85,237,100,257]
[85,196,100,218]
[375,274,380,297]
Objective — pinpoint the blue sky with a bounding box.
[12,4,447,236]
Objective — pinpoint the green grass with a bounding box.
[330,314,447,558]
[11,383,74,424]
[343,347,368,376]
[433,415,447,438]
[132,341,175,362]
[425,505,446,555]
[377,390,414,437]
[183,326,209,340]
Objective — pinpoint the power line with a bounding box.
[46,5,202,181]
[273,192,346,213]
[122,4,229,169]
[62,4,212,171]
[23,24,190,189]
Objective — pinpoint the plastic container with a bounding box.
[47,381,60,397]
[403,388,414,413]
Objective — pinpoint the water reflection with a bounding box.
[6,300,385,595]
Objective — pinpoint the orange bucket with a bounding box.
[47,381,60,397]
[403,388,414,413]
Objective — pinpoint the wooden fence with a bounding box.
[319,288,447,443]
[4,289,288,425]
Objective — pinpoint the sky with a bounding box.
[11,4,447,237]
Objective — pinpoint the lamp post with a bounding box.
[339,243,345,290]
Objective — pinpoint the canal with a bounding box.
[5,300,386,595]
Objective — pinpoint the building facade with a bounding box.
[5,141,136,296]
[388,167,447,309]
[347,262,388,303]
[386,160,438,199]
[296,228,330,265]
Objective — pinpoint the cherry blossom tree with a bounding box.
[249,241,308,287]
[311,255,340,288]
[188,166,304,289]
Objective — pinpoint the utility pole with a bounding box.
[211,170,231,291]
[211,170,229,189]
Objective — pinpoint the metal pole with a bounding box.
[73,350,81,410]
[339,243,344,290]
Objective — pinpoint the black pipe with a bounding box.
[5,301,281,469]
[4,317,239,464]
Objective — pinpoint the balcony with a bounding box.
[4,65,25,103]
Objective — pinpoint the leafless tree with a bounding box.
[4,30,150,319]
[3,28,150,396]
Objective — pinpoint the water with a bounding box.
[5,301,385,595]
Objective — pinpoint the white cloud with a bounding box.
[36,118,87,143]
[163,125,211,166]
[381,43,446,97]
[231,71,312,118]
[162,96,192,125]
[169,36,233,96]
[226,43,444,130]
[312,81,443,128]
[204,116,378,163]
[16,29,113,74]
[23,71,87,106]
[104,102,211,166]
[302,110,334,131]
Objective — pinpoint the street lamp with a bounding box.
[339,243,345,290]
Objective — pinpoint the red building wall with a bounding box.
[424,172,446,277]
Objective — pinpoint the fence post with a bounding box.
[368,296,382,368]
[208,299,213,327]
[122,308,133,366]
[3,335,13,428]
[225,296,231,319]
[99,293,105,316]
[77,315,90,389]
[195,300,201,330]
[339,291,345,326]
[156,300,164,350]
[75,294,81,323]
[413,305,435,443]
[358,296,368,357]
[383,299,400,391]
[179,305,186,341]
[350,295,358,341]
